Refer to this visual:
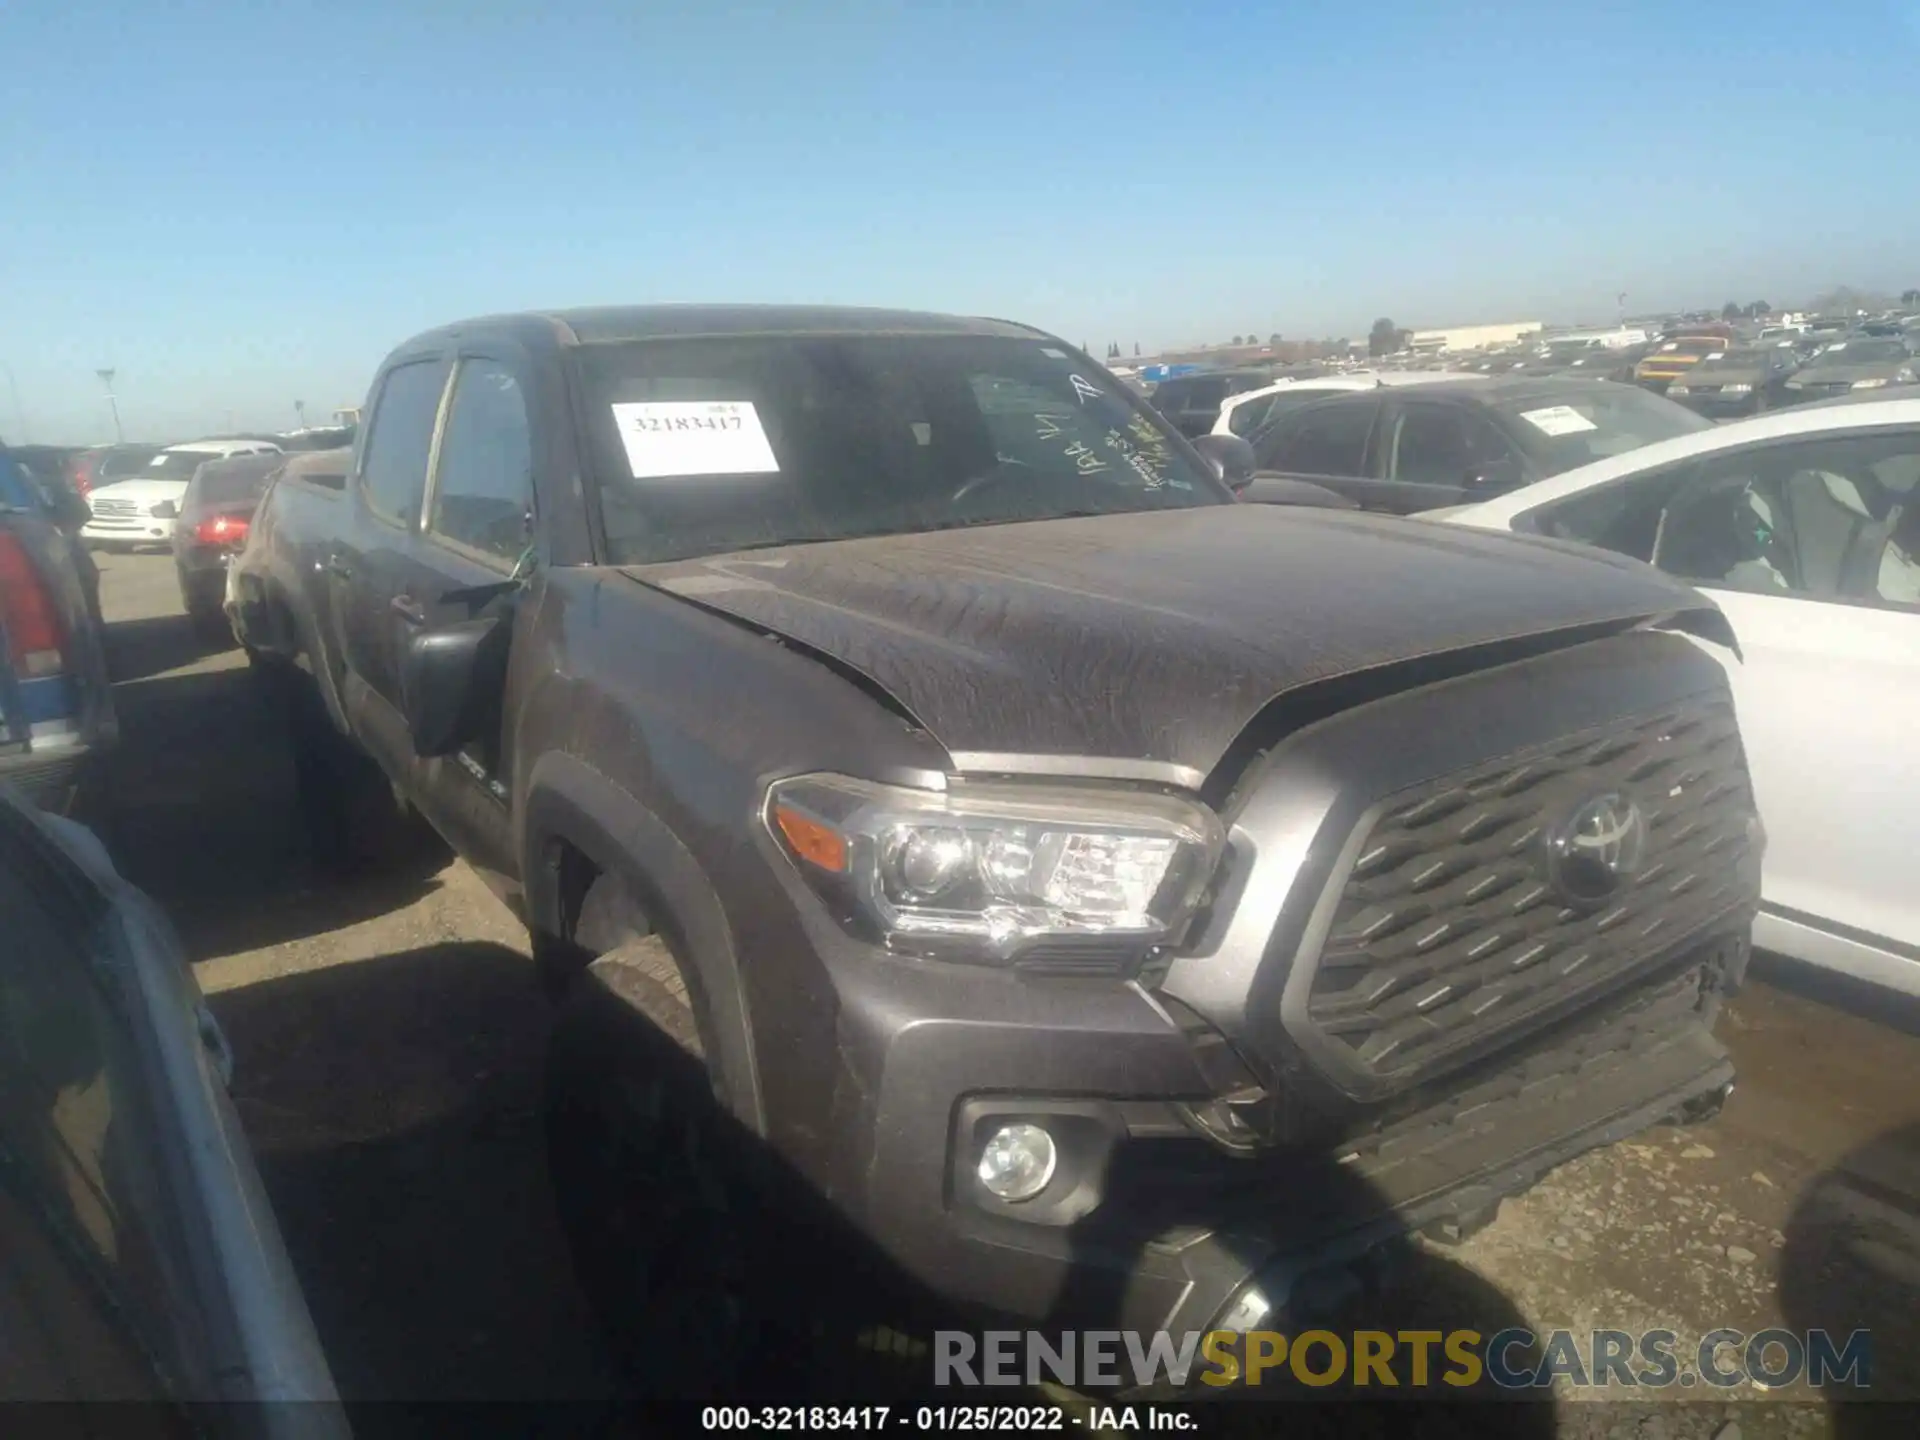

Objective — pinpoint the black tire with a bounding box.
[178,569,228,637]
[270,669,410,874]
[545,938,812,1399]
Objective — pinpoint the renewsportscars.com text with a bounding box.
[935,1328,1872,1391]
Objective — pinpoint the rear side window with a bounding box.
[428,359,534,565]
[359,360,451,526]
[1255,398,1378,476]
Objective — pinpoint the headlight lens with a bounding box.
[150,500,179,518]
[1720,382,1752,394]
[1786,379,1805,388]
[1667,385,1690,396]
[1852,377,1889,389]
[766,773,1224,963]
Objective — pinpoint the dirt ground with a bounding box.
[77,551,1920,1436]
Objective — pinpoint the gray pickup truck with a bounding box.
[230,306,1763,1393]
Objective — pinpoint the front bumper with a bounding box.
[828,932,1744,1335]
[83,515,173,545]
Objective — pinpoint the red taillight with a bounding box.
[0,531,67,675]
[195,512,251,546]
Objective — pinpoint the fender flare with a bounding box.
[521,751,765,1134]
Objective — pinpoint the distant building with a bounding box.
[1408,321,1544,354]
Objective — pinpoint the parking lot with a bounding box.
[81,549,1920,1430]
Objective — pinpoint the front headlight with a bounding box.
[151,500,179,518]
[1720,382,1752,394]
[1667,385,1690,396]
[1851,377,1889,389]
[766,773,1224,964]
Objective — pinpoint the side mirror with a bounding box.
[399,611,511,758]
[1190,433,1259,492]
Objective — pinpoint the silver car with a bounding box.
[0,784,345,1429]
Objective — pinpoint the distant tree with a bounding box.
[1367,318,1399,357]
[1230,335,1244,346]
[1269,332,1283,347]
[1721,302,1742,321]
[1748,300,1771,317]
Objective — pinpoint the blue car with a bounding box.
[1,440,117,809]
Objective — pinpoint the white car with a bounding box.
[1438,393,1920,994]
[82,439,281,549]
[1213,370,1486,438]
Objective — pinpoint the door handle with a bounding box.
[324,553,354,580]
[390,594,428,626]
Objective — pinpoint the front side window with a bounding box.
[1538,429,1920,610]
[1253,397,1378,476]
[359,360,451,526]
[573,335,1226,566]
[428,359,534,565]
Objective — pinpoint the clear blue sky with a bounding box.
[4,0,1917,445]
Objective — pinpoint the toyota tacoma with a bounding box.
[228,305,1763,1388]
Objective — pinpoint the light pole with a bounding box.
[96,368,123,443]
[1,363,24,442]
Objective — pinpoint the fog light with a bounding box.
[977,1123,1057,1202]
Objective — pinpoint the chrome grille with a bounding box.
[1302,696,1753,1081]
[90,498,141,517]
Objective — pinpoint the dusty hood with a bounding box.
[623,507,1718,781]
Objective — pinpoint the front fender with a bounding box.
[521,751,764,1134]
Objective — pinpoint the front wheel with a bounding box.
[544,943,807,1398]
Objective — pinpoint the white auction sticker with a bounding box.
[1519,405,1599,436]
[610,400,780,478]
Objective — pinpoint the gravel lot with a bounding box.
[76,551,1920,1436]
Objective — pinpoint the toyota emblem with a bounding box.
[1547,791,1647,906]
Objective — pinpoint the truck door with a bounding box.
[326,357,453,786]
[393,351,538,893]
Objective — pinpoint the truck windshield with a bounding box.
[572,334,1230,565]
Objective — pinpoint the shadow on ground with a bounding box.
[210,941,618,1413]
[1780,1120,1920,1437]
[103,610,236,686]
[208,932,1563,1430]
[79,618,446,959]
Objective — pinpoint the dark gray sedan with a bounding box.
[171,454,288,630]
[1664,346,1803,417]
[1782,336,1919,404]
